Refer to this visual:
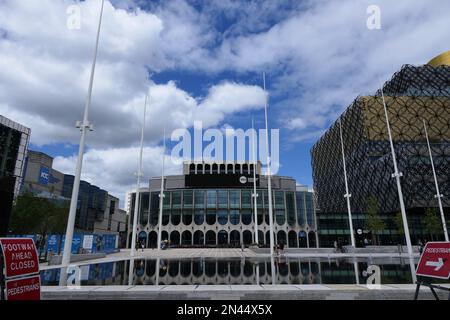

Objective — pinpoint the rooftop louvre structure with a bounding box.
[311,58,450,247]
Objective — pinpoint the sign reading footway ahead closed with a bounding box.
[0,238,39,278]
[416,242,450,279]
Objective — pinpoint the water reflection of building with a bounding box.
[127,162,318,249]
[40,257,421,286]
[312,52,450,247]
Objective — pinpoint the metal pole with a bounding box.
[130,93,147,258]
[423,119,449,241]
[380,89,415,282]
[263,73,276,285]
[251,118,259,245]
[157,129,166,251]
[59,0,104,286]
[339,118,356,248]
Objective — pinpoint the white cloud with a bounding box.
[53,145,182,206]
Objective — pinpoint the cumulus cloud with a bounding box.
[2,0,449,205]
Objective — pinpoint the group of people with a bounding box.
[333,239,346,253]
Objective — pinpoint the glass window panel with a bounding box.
[206,209,216,225]
[194,209,204,225]
[241,209,252,225]
[241,190,252,208]
[206,190,217,208]
[172,191,181,209]
[217,190,228,208]
[194,190,205,208]
[217,209,228,225]
[275,191,285,209]
[275,209,286,225]
[286,192,296,226]
[230,210,240,225]
[229,190,240,209]
[183,190,193,208]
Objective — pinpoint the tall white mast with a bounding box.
[339,118,355,247]
[157,128,166,251]
[381,89,415,282]
[251,118,259,245]
[59,0,105,285]
[130,93,147,258]
[263,73,276,284]
[127,92,147,286]
[423,119,448,241]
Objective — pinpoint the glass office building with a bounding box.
[0,115,30,197]
[128,162,318,248]
[311,53,450,247]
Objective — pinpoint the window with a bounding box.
[275,209,285,225]
[206,209,216,225]
[194,210,204,225]
[171,209,181,225]
[206,190,217,208]
[230,210,240,225]
[296,192,306,226]
[229,190,240,208]
[286,192,296,226]
[241,190,252,209]
[217,210,228,225]
[182,209,193,225]
[217,190,228,208]
[241,209,252,225]
[163,191,170,209]
[162,209,170,226]
[183,190,193,208]
[194,190,205,208]
[172,191,181,209]
[274,191,285,209]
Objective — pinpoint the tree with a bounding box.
[9,192,69,249]
[365,196,386,245]
[423,208,442,241]
[393,211,404,235]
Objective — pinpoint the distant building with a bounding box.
[21,150,67,203]
[0,115,30,236]
[0,115,30,197]
[127,161,318,248]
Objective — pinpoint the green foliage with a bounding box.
[423,208,443,241]
[393,211,404,235]
[9,192,69,246]
[365,196,386,245]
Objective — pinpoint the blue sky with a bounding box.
[1,0,449,205]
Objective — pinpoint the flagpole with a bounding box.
[423,119,449,241]
[339,118,355,248]
[263,73,276,285]
[157,128,166,251]
[381,89,415,282]
[59,0,105,286]
[251,118,259,245]
[127,92,147,285]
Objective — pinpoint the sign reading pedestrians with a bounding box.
[5,275,41,300]
[416,242,450,279]
[0,238,39,278]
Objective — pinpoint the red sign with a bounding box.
[416,242,450,279]
[5,275,41,300]
[0,238,39,278]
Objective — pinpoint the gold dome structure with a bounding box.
[427,51,450,66]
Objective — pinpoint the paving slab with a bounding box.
[294,285,331,290]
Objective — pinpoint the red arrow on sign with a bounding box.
[416,242,450,279]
